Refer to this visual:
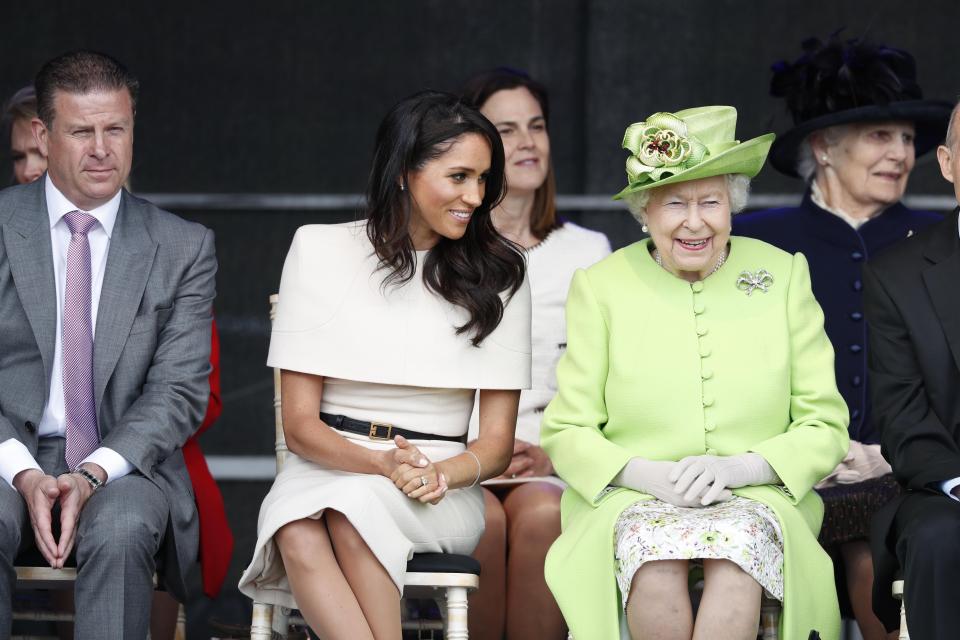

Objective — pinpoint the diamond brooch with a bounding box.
[736,269,774,296]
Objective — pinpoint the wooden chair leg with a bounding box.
[899,599,909,640]
[892,579,909,640]
[444,586,469,640]
[759,598,780,639]
[251,601,274,640]
[272,605,291,639]
[174,603,186,640]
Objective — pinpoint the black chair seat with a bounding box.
[406,553,480,575]
[15,548,76,569]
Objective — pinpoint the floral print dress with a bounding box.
[614,496,784,607]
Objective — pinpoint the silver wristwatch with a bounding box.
[74,467,103,492]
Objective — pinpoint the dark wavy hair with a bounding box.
[461,67,560,240]
[365,90,526,347]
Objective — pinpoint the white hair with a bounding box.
[946,99,960,150]
[796,124,852,183]
[624,173,752,224]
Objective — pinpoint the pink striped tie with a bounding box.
[63,211,100,470]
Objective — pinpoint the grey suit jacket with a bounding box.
[0,177,216,599]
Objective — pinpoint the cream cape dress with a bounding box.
[238,221,531,608]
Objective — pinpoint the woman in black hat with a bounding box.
[735,35,952,640]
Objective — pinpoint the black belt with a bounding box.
[320,412,466,444]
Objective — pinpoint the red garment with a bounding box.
[182,318,234,598]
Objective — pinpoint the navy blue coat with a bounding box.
[735,190,941,444]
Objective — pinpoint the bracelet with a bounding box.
[73,467,103,492]
[465,450,482,488]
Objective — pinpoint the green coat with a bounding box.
[541,237,849,640]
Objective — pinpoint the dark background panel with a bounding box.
[2,1,587,194]
[3,2,959,637]
[583,0,960,196]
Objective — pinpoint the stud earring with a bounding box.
[821,156,828,162]
[641,224,649,233]
[400,182,406,192]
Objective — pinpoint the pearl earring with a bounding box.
[400,183,406,192]
[641,224,649,233]
[821,156,828,162]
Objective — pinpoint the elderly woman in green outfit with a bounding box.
[540,106,849,640]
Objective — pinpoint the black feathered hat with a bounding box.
[768,34,952,178]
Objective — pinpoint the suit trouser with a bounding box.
[0,437,169,640]
[892,491,960,640]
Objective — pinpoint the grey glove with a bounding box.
[816,441,892,489]
[669,453,780,506]
[613,457,733,508]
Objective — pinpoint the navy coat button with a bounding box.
[851,251,864,261]
[849,344,863,353]
[852,280,862,292]
[851,375,862,387]
[850,311,863,321]
[24,421,36,433]
[852,409,861,420]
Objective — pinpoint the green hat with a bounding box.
[613,106,775,200]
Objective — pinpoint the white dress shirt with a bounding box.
[0,176,134,488]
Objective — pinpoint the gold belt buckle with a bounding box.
[369,422,394,440]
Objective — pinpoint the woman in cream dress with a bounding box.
[239,91,531,639]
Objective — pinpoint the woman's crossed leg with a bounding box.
[276,510,402,640]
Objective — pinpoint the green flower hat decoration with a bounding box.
[614,106,775,200]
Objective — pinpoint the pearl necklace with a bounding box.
[654,245,728,279]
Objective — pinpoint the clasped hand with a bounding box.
[815,440,891,489]
[498,439,554,479]
[381,435,448,505]
[618,458,733,508]
[14,468,96,568]
[669,453,777,506]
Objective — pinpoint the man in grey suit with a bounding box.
[0,51,215,638]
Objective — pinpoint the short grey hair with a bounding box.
[624,173,752,224]
[796,124,852,183]
[946,100,960,150]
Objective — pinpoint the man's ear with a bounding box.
[31,117,49,157]
[937,145,955,184]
